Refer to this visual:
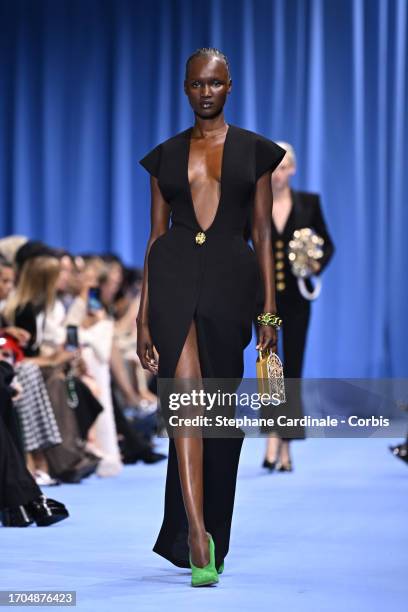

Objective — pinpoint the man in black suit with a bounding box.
[247,142,335,471]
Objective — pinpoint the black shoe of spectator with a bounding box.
[389,443,408,465]
[84,450,103,462]
[0,496,69,527]
[0,505,34,527]
[58,456,100,483]
[139,449,167,464]
[122,448,166,465]
[25,495,69,527]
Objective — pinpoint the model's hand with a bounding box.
[256,326,277,352]
[137,322,158,374]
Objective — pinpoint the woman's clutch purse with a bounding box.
[256,348,286,404]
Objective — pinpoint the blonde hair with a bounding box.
[0,235,28,264]
[3,255,60,324]
[82,256,109,284]
[276,141,296,167]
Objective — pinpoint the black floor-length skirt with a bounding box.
[148,229,256,568]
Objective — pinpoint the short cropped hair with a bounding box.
[185,47,231,81]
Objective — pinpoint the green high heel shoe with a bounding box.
[218,561,224,574]
[189,533,219,587]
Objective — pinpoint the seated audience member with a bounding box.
[2,247,99,483]
[3,241,164,478]
[0,236,28,268]
[0,257,15,311]
[0,257,31,348]
[99,253,124,316]
[0,358,69,527]
[75,257,124,477]
[1,255,61,485]
[80,257,165,467]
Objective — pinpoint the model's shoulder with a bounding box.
[231,125,277,145]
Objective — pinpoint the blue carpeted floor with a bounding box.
[1,437,407,611]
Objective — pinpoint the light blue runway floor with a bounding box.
[1,437,407,612]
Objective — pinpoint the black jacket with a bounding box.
[245,189,335,299]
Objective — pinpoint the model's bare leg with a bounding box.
[279,439,291,466]
[265,434,280,462]
[173,319,209,568]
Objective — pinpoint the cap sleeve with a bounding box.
[255,137,286,181]
[139,143,162,178]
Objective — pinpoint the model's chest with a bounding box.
[158,129,256,206]
[188,138,225,185]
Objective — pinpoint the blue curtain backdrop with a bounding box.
[0,0,407,378]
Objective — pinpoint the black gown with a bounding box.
[139,124,285,568]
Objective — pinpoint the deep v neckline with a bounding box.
[272,190,295,236]
[185,124,231,233]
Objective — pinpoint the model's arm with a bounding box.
[251,170,278,351]
[136,175,170,372]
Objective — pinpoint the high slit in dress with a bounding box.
[139,124,285,568]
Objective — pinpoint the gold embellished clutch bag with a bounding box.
[256,348,286,404]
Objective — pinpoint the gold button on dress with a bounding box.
[195,231,206,245]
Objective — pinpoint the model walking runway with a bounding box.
[137,48,285,582]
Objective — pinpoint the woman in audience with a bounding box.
[0,258,31,348]
[0,256,62,485]
[0,357,69,527]
[0,236,28,269]
[79,257,165,469]
[74,257,124,477]
[2,239,164,487]
[2,252,99,484]
[100,254,124,315]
